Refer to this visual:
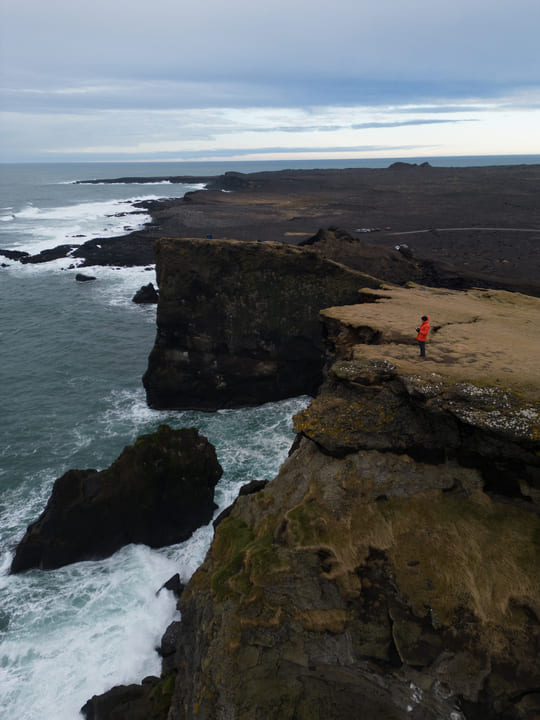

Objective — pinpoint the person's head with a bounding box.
[421,315,428,321]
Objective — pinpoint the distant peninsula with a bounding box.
[2,164,540,297]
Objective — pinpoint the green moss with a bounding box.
[285,499,330,546]
[210,514,288,601]
[211,517,255,600]
[148,673,176,717]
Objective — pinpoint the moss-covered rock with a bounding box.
[167,425,539,719]
[81,673,176,720]
[160,322,540,719]
[87,285,540,719]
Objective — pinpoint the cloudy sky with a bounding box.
[1,0,539,163]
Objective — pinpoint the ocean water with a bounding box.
[0,156,538,719]
[0,162,312,719]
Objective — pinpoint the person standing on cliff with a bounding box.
[416,315,430,358]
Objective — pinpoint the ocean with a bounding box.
[1,155,539,719]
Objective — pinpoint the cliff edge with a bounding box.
[143,237,380,410]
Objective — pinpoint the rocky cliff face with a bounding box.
[157,290,540,720]
[142,237,380,410]
[84,285,540,720]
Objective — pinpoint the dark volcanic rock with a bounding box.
[81,676,173,720]
[157,573,185,598]
[133,282,159,303]
[299,227,422,286]
[160,355,539,720]
[21,244,79,264]
[0,248,30,261]
[84,289,540,720]
[10,425,222,572]
[76,175,215,185]
[142,237,380,410]
[75,272,96,282]
[71,231,158,267]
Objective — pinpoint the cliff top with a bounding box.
[322,284,540,401]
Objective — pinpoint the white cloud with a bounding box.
[1,0,539,160]
[2,100,537,162]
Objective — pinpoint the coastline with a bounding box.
[3,159,540,719]
[3,163,539,296]
[82,163,540,297]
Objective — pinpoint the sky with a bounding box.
[1,0,539,163]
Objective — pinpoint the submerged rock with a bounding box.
[75,272,96,282]
[10,425,222,572]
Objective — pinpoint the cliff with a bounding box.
[161,287,539,720]
[86,285,540,720]
[143,237,380,410]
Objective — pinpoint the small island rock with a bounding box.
[133,282,159,303]
[10,425,222,572]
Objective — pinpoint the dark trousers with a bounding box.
[418,341,426,357]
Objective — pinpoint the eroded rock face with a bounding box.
[162,356,539,719]
[142,237,380,410]
[10,425,222,572]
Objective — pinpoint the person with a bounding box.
[416,315,430,358]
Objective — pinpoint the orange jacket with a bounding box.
[416,317,430,342]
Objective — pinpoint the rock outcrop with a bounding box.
[133,282,159,303]
[83,284,540,719]
[164,378,539,718]
[298,226,531,294]
[75,272,96,282]
[142,237,380,410]
[95,286,539,720]
[10,425,222,572]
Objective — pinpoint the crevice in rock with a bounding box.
[431,316,481,334]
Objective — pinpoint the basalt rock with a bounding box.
[0,248,30,261]
[133,282,159,303]
[10,425,222,572]
[75,272,96,282]
[22,244,80,264]
[82,675,174,720]
[142,237,380,410]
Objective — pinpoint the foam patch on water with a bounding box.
[88,265,158,308]
[0,544,179,720]
[2,196,157,255]
[1,361,310,720]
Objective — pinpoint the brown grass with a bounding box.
[322,284,540,400]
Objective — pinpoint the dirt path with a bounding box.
[389,227,540,235]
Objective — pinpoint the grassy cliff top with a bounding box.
[322,284,540,401]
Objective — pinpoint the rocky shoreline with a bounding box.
[7,165,540,718]
[2,164,540,296]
